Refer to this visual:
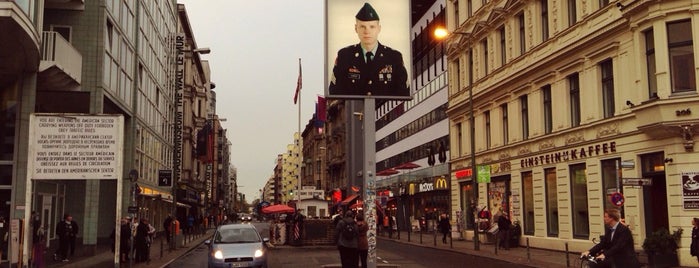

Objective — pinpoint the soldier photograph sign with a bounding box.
[325,1,411,100]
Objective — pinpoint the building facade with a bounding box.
[445,0,698,265]
[374,0,451,233]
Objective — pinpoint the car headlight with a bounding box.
[213,250,224,259]
[254,249,264,258]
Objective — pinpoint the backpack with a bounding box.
[341,220,357,240]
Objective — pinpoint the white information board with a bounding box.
[28,114,123,180]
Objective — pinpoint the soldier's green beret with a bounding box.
[356,3,379,21]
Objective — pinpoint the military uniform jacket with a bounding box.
[329,43,409,97]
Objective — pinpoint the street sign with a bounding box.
[620,160,635,168]
[158,169,173,186]
[127,206,138,213]
[610,192,625,207]
[622,177,652,186]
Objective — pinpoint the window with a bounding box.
[454,0,460,27]
[485,110,491,149]
[567,0,577,27]
[600,59,615,118]
[51,25,72,42]
[570,163,589,238]
[601,158,623,213]
[545,168,558,236]
[501,103,508,145]
[483,39,489,75]
[542,85,552,134]
[468,0,472,17]
[667,20,696,92]
[541,0,549,41]
[520,95,529,140]
[499,26,506,66]
[569,73,580,127]
[644,29,657,98]
[453,59,461,91]
[522,171,534,235]
[518,12,526,55]
[599,0,610,8]
[468,49,474,85]
[456,123,462,156]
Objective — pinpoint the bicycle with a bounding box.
[579,254,600,268]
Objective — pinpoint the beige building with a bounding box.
[445,0,698,265]
[281,132,301,204]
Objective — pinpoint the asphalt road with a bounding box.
[166,221,532,268]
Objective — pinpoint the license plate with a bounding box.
[230,263,248,267]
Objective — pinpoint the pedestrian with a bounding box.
[32,221,46,268]
[497,212,512,250]
[187,214,195,234]
[163,215,173,244]
[438,213,451,244]
[387,214,395,238]
[327,2,409,97]
[355,213,369,268]
[54,213,78,262]
[0,216,6,264]
[110,217,130,262]
[134,218,150,263]
[336,210,359,268]
[691,217,699,263]
[581,208,640,267]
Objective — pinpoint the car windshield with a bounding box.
[215,228,260,243]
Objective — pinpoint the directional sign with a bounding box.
[158,169,172,186]
[622,177,652,186]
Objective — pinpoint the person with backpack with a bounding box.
[335,210,359,268]
[356,213,369,268]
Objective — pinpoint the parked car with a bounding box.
[205,224,269,268]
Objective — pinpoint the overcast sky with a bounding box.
[177,0,326,202]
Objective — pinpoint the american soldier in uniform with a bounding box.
[328,2,409,97]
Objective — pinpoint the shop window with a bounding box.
[570,163,589,238]
[522,171,534,235]
[601,158,624,215]
[545,168,558,236]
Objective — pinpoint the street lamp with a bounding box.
[434,27,479,250]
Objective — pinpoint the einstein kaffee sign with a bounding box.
[28,114,124,180]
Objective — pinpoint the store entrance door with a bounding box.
[641,152,669,237]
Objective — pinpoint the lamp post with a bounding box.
[434,27,479,250]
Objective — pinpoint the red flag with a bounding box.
[293,58,302,104]
[317,96,326,122]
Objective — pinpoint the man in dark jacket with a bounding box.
[336,210,359,268]
[497,212,512,249]
[55,214,78,262]
[582,208,640,268]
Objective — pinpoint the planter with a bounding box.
[647,252,679,268]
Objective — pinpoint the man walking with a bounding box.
[336,210,359,268]
[54,214,78,262]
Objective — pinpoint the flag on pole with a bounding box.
[293,58,302,104]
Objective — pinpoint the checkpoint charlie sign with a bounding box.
[28,114,124,180]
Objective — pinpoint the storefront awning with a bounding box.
[341,194,360,205]
[162,198,192,208]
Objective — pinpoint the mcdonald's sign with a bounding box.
[434,176,448,190]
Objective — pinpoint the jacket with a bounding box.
[589,223,640,268]
[335,217,358,249]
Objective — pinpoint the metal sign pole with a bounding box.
[363,98,377,268]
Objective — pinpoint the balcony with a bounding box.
[634,97,699,140]
[0,1,41,73]
[45,0,85,11]
[38,31,82,91]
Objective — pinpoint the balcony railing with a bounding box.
[40,31,82,84]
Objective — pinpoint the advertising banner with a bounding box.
[682,172,699,209]
[325,0,412,100]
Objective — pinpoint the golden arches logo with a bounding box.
[408,183,415,195]
[435,177,448,189]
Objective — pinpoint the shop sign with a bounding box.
[434,176,448,190]
[521,141,617,168]
[419,182,434,192]
[477,165,491,183]
[682,172,699,209]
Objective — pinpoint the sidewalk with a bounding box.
[44,230,212,268]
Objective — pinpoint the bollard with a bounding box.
[565,242,569,267]
[420,229,423,244]
[450,229,453,249]
[408,226,411,242]
[526,237,531,262]
[160,237,164,259]
[433,229,437,246]
[495,235,498,255]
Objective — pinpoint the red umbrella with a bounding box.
[395,162,421,170]
[261,204,295,214]
[376,168,399,176]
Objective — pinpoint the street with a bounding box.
[165,221,529,268]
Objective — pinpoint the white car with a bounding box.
[206,224,268,268]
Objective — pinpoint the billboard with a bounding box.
[28,114,124,180]
[325,0,412,100]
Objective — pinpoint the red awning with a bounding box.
[341,194,360,205]
[376,168,399,176]
[395,162,421,170]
